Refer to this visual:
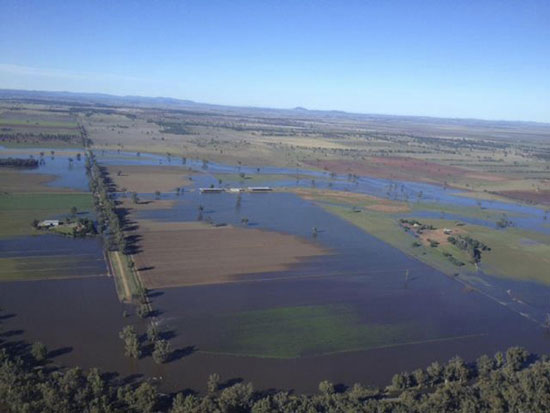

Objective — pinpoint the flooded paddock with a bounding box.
[2,147,550,394]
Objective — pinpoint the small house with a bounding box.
[38,219,60,228]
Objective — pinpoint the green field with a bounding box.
[203,304,420,358]
[323,205,476,275]
[0,118,79,128]
[0,141,82,149]
[323,204,550,285]
[412,200,525,223]
[0,193,93,237]
[426,220,550,285]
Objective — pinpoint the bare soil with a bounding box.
[106,165,192,193]
[495,190,550,206]
[133,221,328,288]
[0,169,76,193]
[307,157,504,185]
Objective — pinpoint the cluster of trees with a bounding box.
[0,121,90,147]
[118,323,172,364]
[399,219,436,232]
[2,336,550,412]
[86,152,127,254]
[496,215,514,229]
[0,131,81,143]
[157,121,192,135]
[0,157,39,168]
[447,235,490,264]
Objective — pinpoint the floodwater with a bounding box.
[1,148,550,394]
[0,235,107,279]
[0,146,89,191]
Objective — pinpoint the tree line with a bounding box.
[2,329,550,413]
[0,157,39,168]
[86,152,127,254]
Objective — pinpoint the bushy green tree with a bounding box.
[31,341,48,362]
[152,339,171,364]
[207,373,220,394]
[119,325,141,359]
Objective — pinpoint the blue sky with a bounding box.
[1,0,549,122]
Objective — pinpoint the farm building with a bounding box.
[199,187,224,193]
[38,219,60,228]
[248,186,273,192]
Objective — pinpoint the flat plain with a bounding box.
[1,94,550,394]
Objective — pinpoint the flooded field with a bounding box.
[2,147,550,394]
[0,235,106,281]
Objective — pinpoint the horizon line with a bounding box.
[1,87,549,127]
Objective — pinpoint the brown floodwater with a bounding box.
[2,194,550,394]
[2,150,550,395]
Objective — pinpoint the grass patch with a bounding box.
[0,141,81,149]
[108,251,142,302]
[0,119,79,128]
[0,193,93,237]
[322,205,478,276]
[326,203,550,286]
[457,226,550,285]
[206,304,416,358]
[412,200,525,222]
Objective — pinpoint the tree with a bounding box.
[219,382,253,412]
[318,380,335,395]
[137,303,149,319]
[118,382,157,413]
[152,339,171,364]
[119,325,141,359]
[444,356,470,383]
[427,361,444,384]
[391,372,410,391]
[477,354,495,377]
[413,368,429,388]
[207,373,220,394]
[171,393,198,412]
[506,346,529,371]
[146,324,158,342]
[31,341,48,362]
[70,206,78,216]
[131,192,139,204]
[31,218,39,228]
[155,190,161,199]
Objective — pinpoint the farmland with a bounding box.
[0,148,105,283]
[130,220,327,288]
[1,94,550,396]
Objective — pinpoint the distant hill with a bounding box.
[1,89,549,139]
